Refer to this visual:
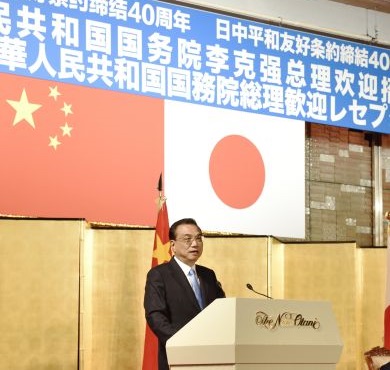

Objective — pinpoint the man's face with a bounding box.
[170,223,203,266]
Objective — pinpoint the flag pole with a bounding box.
[157,172,166,210]
[385,211,390,349]
[158,172,163,203]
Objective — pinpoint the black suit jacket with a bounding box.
[144,257,225,370]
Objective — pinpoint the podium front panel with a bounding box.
[167,298,342,367]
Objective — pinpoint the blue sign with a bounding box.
[2,0,390,132]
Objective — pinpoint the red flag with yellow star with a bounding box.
[0,73,163,225]
[142,197,171,370]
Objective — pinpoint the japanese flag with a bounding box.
[164,101,305,238]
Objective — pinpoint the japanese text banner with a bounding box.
[1,1,389,133]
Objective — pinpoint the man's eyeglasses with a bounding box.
[175,234,203,246]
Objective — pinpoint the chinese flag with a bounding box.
[142,198,171,370]
[0,73,163,226]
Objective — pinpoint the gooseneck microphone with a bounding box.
[246,283,273,299]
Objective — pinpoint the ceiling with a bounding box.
[330,0,390,13]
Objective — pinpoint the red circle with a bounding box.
[209,135,265,209]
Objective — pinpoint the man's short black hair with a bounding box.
[169,218,201,240]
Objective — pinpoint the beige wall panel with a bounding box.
[85,227,154,370]
[0,218,82,370]
[200,236,269,299]
[269,238,285,298]
[2,221,388,370]
[283,243,357,370]
[359,248,386,354]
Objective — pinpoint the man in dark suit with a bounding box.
[144,218,225,370]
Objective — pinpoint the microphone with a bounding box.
[246,283,273,299]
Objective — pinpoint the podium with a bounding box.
[166,298,343,369]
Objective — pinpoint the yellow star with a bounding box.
[49,86,61,101]
[61,102,73,116]
[60,122,73,137]
[49,135,61,150]
[153,234,171,264]
[7,89,42,128]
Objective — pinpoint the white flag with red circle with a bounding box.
[164,100,305,238]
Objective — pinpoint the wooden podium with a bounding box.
[166,298,343,369]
